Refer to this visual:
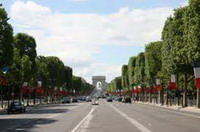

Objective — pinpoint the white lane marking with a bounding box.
[77,114,94,132]
[71,106,97,132]
[108,103,151,132]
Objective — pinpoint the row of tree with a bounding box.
[0,5,94,106]
[107,0,200,107]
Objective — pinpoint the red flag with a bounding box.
[194,67,200,89]
[196,78,200,89]
[146,87,151,93]
[170,75,176,89]
[37,87,43,94]
[156,79,161,92]
[28,87,33,94]
[1,76,6,86]
[22,86,28,95]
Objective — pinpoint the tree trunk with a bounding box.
[166,89,169,105]
[1,88,3,108]
[183,73,188,107]
[197,88,200,108]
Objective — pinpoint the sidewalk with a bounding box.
[136,101,200,114]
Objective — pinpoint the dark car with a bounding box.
[106,97,113,102]
[7,101,26,114]
[71,97,78,103]
[122,96,132,103]
[62,97,71,103]
[117,97,123,102]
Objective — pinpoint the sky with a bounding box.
[1,0,188,83]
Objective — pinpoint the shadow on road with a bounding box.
[0,118,57,132]
[26,108,69,114]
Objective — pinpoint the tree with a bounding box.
[21,55,32,82]
[0,7,13,68]
[145,41,163,85]
[162,6,194,107]
[14,33,37,71]
[145,41,163,103]
[128,57,136,86]
[64,66,73,92]
[134,53,145,84]
[121,65,129,90]
[184,0,200,107]
[115,77,122,91]
[46,56,65,89]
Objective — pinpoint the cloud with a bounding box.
[10,1,173,82]
[180,1,188,7]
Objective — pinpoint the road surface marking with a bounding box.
[71,106,97,132]
[108,103,151,132]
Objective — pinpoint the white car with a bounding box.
[92,97,99,105]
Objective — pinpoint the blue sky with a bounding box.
[1,0,188,82]
[3,0,186,14]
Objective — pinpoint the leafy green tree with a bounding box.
[162,6,194,107]
[64,66,73,92]
[21,55,32,82]
[46,56,65,88]
[72,76,82,93]
[115,77,122,90]
[185,0,200,63]
[121,65,129,90]
[36,56,49,89]
[128,57,136,86]
[145,41,163,85]
[134,53,145,84]
[0,7,13,68]
[14,33,37,71]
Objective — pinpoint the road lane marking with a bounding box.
[108,103,151,132]
[71,106,97,132]
[77,114,94,132]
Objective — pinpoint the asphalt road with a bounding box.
[1,99,200,132]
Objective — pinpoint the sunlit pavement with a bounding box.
[1,100,200,132]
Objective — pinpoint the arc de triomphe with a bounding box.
[92,76,107,90]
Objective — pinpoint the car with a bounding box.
[117,97,123,102]
[7,101,26,114]
[62,97,71,103]
[92,97,99,105]
[86,96,92,102]
[106,97,113,102]
[81,96,87,101]
[122,96,132,103]
[71,97,78,103]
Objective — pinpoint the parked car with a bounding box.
[86,96,92,102]
[7,101,26,114]
[117,97,123,102]
[71,97,78,103]
[62,97,71,103]
[106,97,113,102]
[122,96,132,103]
